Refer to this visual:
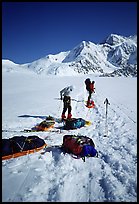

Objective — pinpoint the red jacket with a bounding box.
[90,83,95,92]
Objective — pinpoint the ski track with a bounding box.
[72,91,137,202]
[2,87,137,202]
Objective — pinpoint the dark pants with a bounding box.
[62,96,71,115]
[88,90,92,102]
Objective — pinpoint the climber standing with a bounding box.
[85,78,95,106]
[60,85,74,120]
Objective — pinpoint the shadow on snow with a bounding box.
[18,114,47,120]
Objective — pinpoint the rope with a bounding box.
[86,108,91,119]
[10,139,25,152]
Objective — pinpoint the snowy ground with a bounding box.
[2,71,137,202]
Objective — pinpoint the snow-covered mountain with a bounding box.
[2,34,137,77]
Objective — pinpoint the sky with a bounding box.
[2,66,137,201]
[2,2,137,64]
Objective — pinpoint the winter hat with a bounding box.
[69,85,75,91]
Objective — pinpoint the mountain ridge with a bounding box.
[2,33,137,77]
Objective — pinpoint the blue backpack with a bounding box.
[64,118,86,130]
[81,145,98,157]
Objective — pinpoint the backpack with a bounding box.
[85,78,91,84]
[63,118,86,130]
[32,119,55,131]
[85,78,91,91]
[62,135,98,161]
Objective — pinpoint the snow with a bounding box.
[2,34,137,77]
[2,71,137,202]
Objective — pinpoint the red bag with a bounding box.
[63,135,83,156]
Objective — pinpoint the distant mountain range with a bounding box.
[2,33,137,77]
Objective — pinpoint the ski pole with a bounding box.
[54,98,83,102]
[104,98,110,137]
[58,98,63,117]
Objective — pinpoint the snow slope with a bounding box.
[2,71,137,202]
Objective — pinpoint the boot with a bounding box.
[91,100,95,105]
[67,113,72,119]
[61,113,66,119]
[87,100,90,107]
